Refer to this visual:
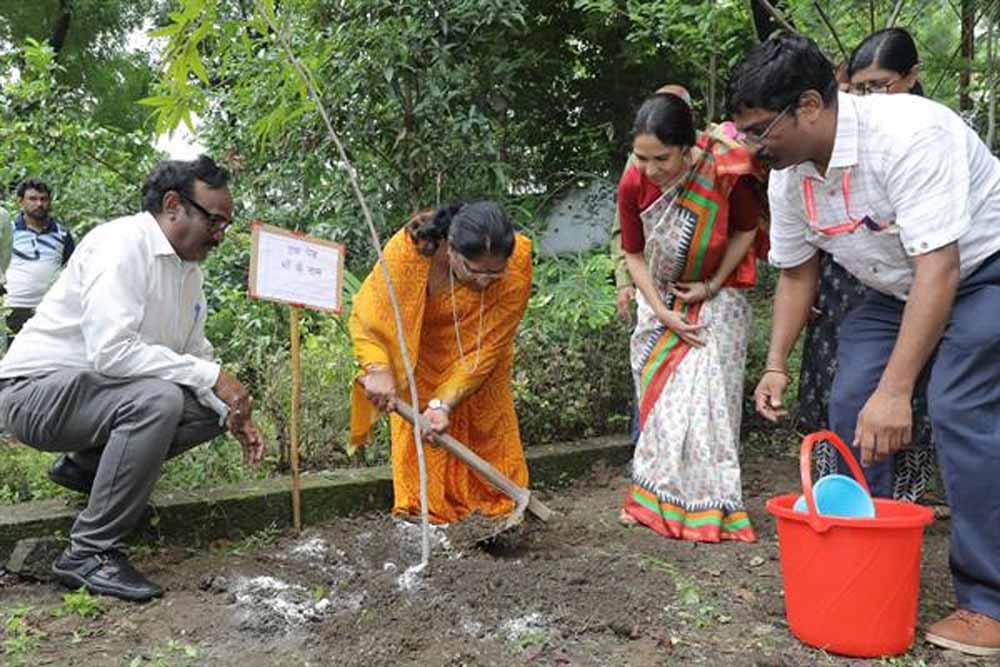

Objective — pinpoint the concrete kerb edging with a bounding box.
[0,434,632,563]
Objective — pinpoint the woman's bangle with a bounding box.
[763,367,792,380]
[704,278,718,297]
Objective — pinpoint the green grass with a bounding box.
[0,443,63,504]
[219,523,283,556]
[52,589,103,619]
[0,435,262,506]
[127,639,201,667]
[2,605,47,664]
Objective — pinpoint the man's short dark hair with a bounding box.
[16,178,51,198]
[727,33,838,115]
[141,155,230,215]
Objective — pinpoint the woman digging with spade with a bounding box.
[349,201,533,525]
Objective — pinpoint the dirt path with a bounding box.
[0,440,985,667]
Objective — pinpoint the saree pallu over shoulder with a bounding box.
[666,127,767,290]
[348,229,432,448]
[704,121,770,263]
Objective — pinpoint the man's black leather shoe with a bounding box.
[47,455,95,494]
[51,550,163,602]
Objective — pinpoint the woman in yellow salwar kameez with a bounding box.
[349,201,532,524]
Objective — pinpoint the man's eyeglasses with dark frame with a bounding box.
[737,103,796,149]
[178,192,232,233]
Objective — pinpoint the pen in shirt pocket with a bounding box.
[863,215,897,233]
[184,302,203,350]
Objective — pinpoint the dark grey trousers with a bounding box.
[0,370,224,555]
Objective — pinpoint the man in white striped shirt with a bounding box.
[0,156,265,602]
[729,34,1000,656]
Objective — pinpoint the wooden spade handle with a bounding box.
[393,399,553,522]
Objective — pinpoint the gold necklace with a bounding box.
[448,266,485,374]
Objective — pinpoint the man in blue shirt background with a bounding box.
[6,178,75,336]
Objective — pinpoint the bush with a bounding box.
[158,436,264,491]
[0,442,63,504]
[742,263,803,432]
[0,436,263,504]
[514,252,632,444]
[257,316,390,470]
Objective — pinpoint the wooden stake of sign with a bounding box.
[290,306,303,531]
[248,223,345,534]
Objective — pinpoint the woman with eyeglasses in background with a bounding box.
[616,92,768,543]
[798,27,940,515]
[349,201,532,524]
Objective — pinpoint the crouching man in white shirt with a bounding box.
[0,155,265,602]
[728,33,1000,657]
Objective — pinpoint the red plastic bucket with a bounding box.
[766,431,934,657]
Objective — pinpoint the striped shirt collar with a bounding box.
[14,211,59,234]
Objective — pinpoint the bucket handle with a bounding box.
[800,430,872,533]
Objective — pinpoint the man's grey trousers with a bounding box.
[0,370,224,555]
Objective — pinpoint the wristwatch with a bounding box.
[427,399,450,413]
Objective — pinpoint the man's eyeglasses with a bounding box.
[179,192,232,233]
[849,78,901,96]
[737,104,795,149]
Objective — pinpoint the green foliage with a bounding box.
[222,523,282,556]
[53,589,104,619]
[140,0,711,271]
[0,442,63,504]
[158,436,263,491]
[257,316,366,470]
[575,0,756,121]
[1,605,46,662]
[145,0,538,264]
[525,253,618,341]
[128,639,200,667]
[0,38,157,232]
[514,251,632,444]
[0,0,164,132]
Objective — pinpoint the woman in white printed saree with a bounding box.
[617,92,767,543]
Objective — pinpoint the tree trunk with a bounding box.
[709,49,717,122]
[748,0,793,41]
[708,0,717,120]
[49,0,72,54]
[961,0,975,113]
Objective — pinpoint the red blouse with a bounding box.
[618,164,761,254]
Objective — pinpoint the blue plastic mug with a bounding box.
[793,473,876,518]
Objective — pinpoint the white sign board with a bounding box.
[248,223,346,313]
